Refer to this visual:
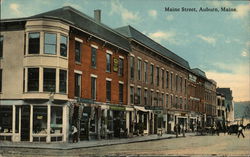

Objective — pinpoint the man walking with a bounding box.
[237,124,245,138]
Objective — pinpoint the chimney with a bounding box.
[94,9,101,23]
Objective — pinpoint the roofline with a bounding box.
[130,38,190,71]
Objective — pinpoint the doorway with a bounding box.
[21,105,30,141]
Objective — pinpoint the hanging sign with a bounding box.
[113,58,118,72]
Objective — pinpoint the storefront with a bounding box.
[134,106,151,135]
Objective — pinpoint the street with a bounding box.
[1,130,250,157]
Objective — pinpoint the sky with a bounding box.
[0,0,249,102]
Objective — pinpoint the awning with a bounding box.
[134,106,150,112]
[110,106,126,111]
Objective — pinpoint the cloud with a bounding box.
[207,1,233,8]
[10,3,21,14]
[232,4,250,19]
[197,34,216,45]
[148,10,157,18]
[148,31,176,44]
[206,63,250,101]
[241,50,248,57]
[110,0,141,24]
[166,15,174,21]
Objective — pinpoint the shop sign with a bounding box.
[145,106,163,110]
[113,58,118,72]
[77,98,94,104]
[110,106,125,111]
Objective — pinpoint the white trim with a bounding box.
[119,81,124,84]
[130,53,135,57]
[91,74,98,78]
[106,78,112,81]
[145,60,148,63]
[130,84,134,87]
[161,92,164,94]
[137,57,142,60]
[91,44,98,49]
[144,87,148,90]
[74,70,82,74]
[150,89,154,91]
[150,63,154,65]
[137,85,142,88]
[161,67,164,70]
[75,37,83,43]
[119,56,124,59]
[106,50,113,55]
[156,90,160,92]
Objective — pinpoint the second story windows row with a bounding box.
[26,67,67,94]
[27,32,68,57]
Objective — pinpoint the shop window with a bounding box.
[60,35,67,57]
[107,110,113,132]
[0,106,12,133]
[74,73,81,97]
[75,41,81,63]
[91,47,97,68]
[15,106,20,133]
[130,56,134,80]
[28,68,39,92]
[0,35,3,58]
[59,70,67,93]
[106,53,111,72]
[50,106,62,134]
[44,33,56,55]
[43,68,56,92]
[91,77,97,100]
[106,80,111,101]
[119,83,123,103]
[33,106,47,134]
[28,32,40,54]
[90,109,97,133]
[118,58,124,76]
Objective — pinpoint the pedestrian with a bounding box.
[237,124,245,138]
[72,125,78,143]
[182,124,185,137]
[174,124,178,138]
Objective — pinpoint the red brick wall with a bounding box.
[68,33,128,105]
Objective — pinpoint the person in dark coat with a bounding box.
[238,124,245,138]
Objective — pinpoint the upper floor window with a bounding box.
[43,68,56,92]
[175,75,178,91]
[130,86,134,104]
[91,77,97,100]
[118,58,124,76]
[156,67,159,86]
[144,89,148,106]
[137,59,141,80]
[166,71,169,89]
[170,73,173,90]
[137,88,141,105]
[60,35,67,57]
[161,69,164,89]
[144,62,147,83]
[0,69,2,93]
[180,77,183,92]
[91,47,97,68]
[150,64,154,84]
[74,73,81,97]
[59,70,67,93]
[161,93,164,106]
[166,94,169,107]
[119,83,123,103]
[44,33,56,55]
[130,56,134,80]
[28,32,40,54]
[106,53,111,72]
[150,91,153,106]
[75,41,81,63]
[28,68,39,91]
[0,36,3,58]
[106,80,111,102]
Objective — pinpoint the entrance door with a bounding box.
[21,106,30,141]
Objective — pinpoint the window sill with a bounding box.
[75,61,81,65]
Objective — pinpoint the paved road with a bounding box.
[1,130,250,157]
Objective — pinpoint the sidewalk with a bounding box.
[0,133,195,150]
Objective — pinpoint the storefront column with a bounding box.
[63,105,68,142]
[47,104,51,142]
[97,107,101,140]
[104,109,108,139]
[12,105,16,142]
[30,105,33,142]
[126,112,130,135]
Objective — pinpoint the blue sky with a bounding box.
[1,0,249,101]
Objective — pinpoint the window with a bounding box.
[28,68,39,91]
[144,89,148,106]
[156,92,159,106]
[144,62,147,83]
[180,77,183,92]
[161,69,164,89]
[166,71,169,89]
[161,93,164,106]
[44,33,56,54]
[33,106,47,134]
[130,86,134,104]
[185,79,187,94]
[51,106,63,134]
[0,69,2,93]
[137,88,141,105]
[75,41,81,62]
[166,94,169,107]
[106,53,111,72]
[60,35,67,57]
[59,70,67,93]
[176,75,178,91]
[176,96,178,108]
[170,95,173,107]
[170,73,173,90]
[106,80,111,101]
[43,68,56,92]
[118,58,124,76]
[150,64,154,84]
[156,67,159,86]
[137,59,141,80]
[91,77,97,100]
[74,73,81,97]
[91,47,97,68]
[180,98,183,109]
[0,35,3,57]
[130,56,134,80]
[0,106,12,133]
[28,32,40,54]
[119,83,123,103]
[151,91,153,106]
